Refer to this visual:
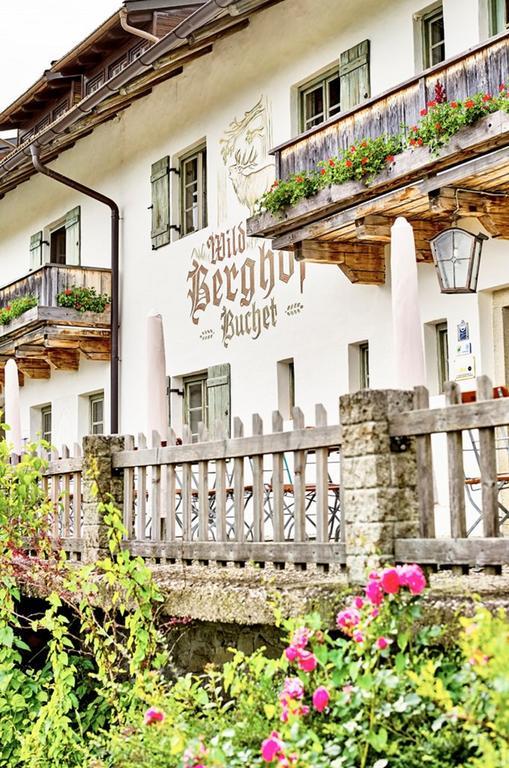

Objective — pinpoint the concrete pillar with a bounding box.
[82,435,125,562]
[339,390,419,584]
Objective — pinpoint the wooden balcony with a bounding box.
[247,32,509,285]
[0,264,111,383]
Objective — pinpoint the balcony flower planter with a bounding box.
[250,88,509,237]
[0,295,38,326]
[57,285,111,314]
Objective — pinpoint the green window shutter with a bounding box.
[151,156,171,250]
[65,206,81,265]
[339,40,370,111]
[29,231,43,269]
[206,363,231,438]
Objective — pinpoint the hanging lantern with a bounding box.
[430,227,488,294]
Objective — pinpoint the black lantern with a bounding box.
[430,227,488,294]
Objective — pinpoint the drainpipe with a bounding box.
[30,145,120,435]
[119,8,160,43]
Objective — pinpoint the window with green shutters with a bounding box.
[490,0,509,33]
[64,206,81,265]
[181,363,231,441]
[298,41,370,132]
[150,156,171,249]
[30,206,81,269]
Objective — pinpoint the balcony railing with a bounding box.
[0,264,111,380]
[273,32,509,181]
[247,32,509,256]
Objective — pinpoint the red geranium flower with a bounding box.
[350,145,356,152]
[409,138,416,146]
[360,140,368,148]
[450,101,458,108]
[411,125,419,132]
[5,306,11,312]
[465,99,475,108]
[295,175,304,183]
[427,100,437,108]
[482,93,492,102]
[345,159,353,168]
[499,83,506,92]
[417,137,423,145]
[64,288,72,295]
[361,157,368,165]
[385,155,395,163]
[328,159,335,167]
[320,168,327,175]
[420,108,427,116]
[435,122,442,130]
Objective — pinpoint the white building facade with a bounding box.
[0,0,507,467]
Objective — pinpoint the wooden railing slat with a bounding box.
[252,413,264,543]
[165,428,176,542]
[445,382,467,538]
[137,433,147,541]
[272,411,284,542]
[413,386,435,538]
[123,436,135,540]
[233,417,245,544]
[181,425,193,542]
[315,404,328,543]
[292,407,306,543]
[477,376,500,538]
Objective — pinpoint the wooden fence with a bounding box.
[37,380,509,573]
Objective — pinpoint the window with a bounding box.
[85,72,105,95]
[348,341,370,392]
[490,0,509,33]
[359,342,370,389]
[183,373,208,441]
[297,41,370,132]
[180,145,207,236]
[50,225,66,264]
[436,321,449,393]
[90,393,104,435]
[422,6,445,67]
[41,406,52,444]
[300,69,341,131]
[277,358,296,419]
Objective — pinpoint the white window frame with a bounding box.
[41,405,52,444]
[179,144,207,237]
[183,372,208,441]
[89,393,105,435]
[298,66,341,133]
[277,358,296,420]
[489,0,509,33]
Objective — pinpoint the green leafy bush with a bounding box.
[56,286,110,313]
[0,295,37,326]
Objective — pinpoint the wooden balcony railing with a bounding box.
[273,32,509,181]
[0,264,111,380]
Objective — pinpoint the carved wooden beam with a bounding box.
[295,240,385,285]
[429,187,509,237]
[47,349,80,371]
[354,214,450,262]
[15,357,51,379]
[80,336,111,361]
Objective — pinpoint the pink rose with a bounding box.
[312,686,330,713]
[336,608,360,631]
[285,646,298,662]
[398,564,426,594]
[282,677,304,700]
[144,707,165,725]
[365,579,384,606]
[291,627,310,648]
[261,732,284,762]
[297,650,318,672]
[353,596,364,610]
[376,636,391,650]
[380,568,400,595]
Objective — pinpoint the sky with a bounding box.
[0,0,121,113]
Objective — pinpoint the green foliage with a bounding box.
[56,286,110,313]
[0,296,37,326]
[257,86,509,215]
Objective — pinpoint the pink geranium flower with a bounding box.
[365,579,384,606]
[285,646,299,662]
[282,677,304,700]
[291,627,310,649]
[297,650,318,672]
[376,636,392,650]
[336,608,360,631]
[380,568,400,594]
[353,596,364,610]
[398,564,426,594]
[261,732,284,762]
[312,686,330,713]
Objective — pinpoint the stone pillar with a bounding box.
[82,435,125,562]
[339,390,419,584]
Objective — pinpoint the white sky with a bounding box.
[0,1,121,113]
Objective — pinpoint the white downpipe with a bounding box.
[119,8,160,44]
